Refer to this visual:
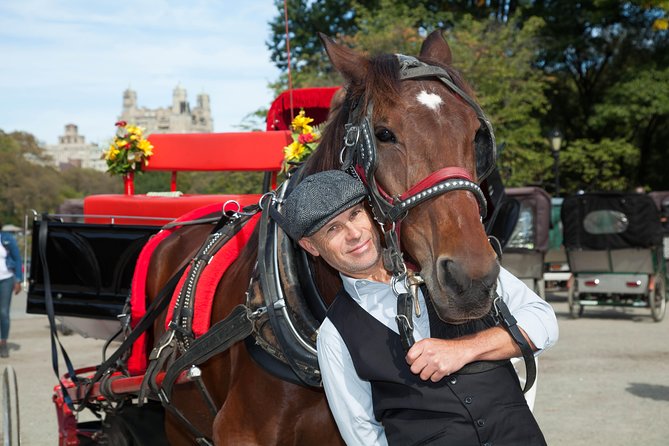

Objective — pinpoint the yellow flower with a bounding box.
[117,139,128,148]
[284,141,306,162]
[291,110,314,134]
[138,139,154,156]
[105,145,120,161]
[126,125,142,137]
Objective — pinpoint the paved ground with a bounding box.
[1,288,668,445]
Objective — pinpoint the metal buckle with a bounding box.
[344,124,360,147]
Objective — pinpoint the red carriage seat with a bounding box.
[266,86,341,131]
[84,131,291,225]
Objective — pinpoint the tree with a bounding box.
[440,14,552,187]
[267,1,669,192]
[524,0,669,191]
[0,131,64,225]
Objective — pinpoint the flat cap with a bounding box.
[275,170,367,240]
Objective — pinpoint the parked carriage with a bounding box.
[499,187,552,300]
[649,190,669,269]
[562,192,667,321]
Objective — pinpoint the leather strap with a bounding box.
[159,304,253,402]
[494,296,537,393]
[396,292,415,351]
[38,217,79,409]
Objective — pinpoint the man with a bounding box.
[276,170,558,446]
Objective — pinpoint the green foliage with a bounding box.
[559,138,639,192]
[442,15,552,187]
[0,131,62,225]
[266,0,669,193]
[0,131,122,225]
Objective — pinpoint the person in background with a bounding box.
[0,224,23,358]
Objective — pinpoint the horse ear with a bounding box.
[319,33,369,83]
[419,30,452,65]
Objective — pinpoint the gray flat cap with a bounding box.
[274,170,367,240]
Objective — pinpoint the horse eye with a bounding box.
[375,128,397,144]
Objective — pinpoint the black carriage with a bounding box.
[499,187,552,299]
[561,192,667,321]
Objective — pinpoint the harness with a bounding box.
[337,54,535,390]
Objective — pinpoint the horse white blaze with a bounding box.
[416,90,443,111]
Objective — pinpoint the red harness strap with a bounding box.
[399,167,474,200]
[128,203,227,375]
[164,213,260,337]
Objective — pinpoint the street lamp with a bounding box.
[549,129,563,197]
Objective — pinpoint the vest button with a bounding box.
[449,377,457,385]
[477,419,486,427]
[464,396,473,404]
[482,443,492,446]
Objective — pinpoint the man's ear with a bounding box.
[298,238,320,257]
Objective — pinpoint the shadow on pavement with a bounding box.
[626,383,669,402]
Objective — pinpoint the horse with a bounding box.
[143,30,500,445]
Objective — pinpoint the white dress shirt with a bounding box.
[316,266,559,446]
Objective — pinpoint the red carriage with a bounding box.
[25,87,340,445]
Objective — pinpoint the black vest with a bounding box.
[327,288,546,446]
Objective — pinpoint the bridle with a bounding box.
[339,54,497,277]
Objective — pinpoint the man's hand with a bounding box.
[405,327,534,382]
[13,282,21,295]
[405,338,472,382]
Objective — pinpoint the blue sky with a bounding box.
[0,0,282,146]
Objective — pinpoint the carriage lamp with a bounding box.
[549,129,563,197]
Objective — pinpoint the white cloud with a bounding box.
[0,0,282,144]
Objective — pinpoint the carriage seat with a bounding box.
[84,131,291,225]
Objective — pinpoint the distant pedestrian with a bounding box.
[0,224,23,358]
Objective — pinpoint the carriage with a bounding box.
[562,192,667,321]
[11,33,544,446]
[498,187,552,300]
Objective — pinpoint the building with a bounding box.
[117,84,213,134]
[45,124,106,171]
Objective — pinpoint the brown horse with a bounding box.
[144,31,499,445]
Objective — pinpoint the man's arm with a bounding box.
[406,266,558,382]
[317,319,389,446]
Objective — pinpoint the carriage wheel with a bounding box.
[650,275,666,322]
[1,365,20,446]
[567,282,583,319]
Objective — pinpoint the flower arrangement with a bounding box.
[102,121,154,175]
[282,110,322,172]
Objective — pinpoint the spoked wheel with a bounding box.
[650,275,666,322]
[567,281,583,319]
[1,365,20,445]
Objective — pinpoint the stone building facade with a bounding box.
[44,86,213,172]
[45,124,107,171]
[117,84,213,134]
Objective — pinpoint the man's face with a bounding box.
[299,203,384,279]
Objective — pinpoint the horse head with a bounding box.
[309,31,500,324]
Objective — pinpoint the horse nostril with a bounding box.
[438,258,500,295]
[439,259,467,294]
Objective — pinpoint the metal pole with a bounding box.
[553,150,560,197]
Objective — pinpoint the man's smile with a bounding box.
[348,238,371,255]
